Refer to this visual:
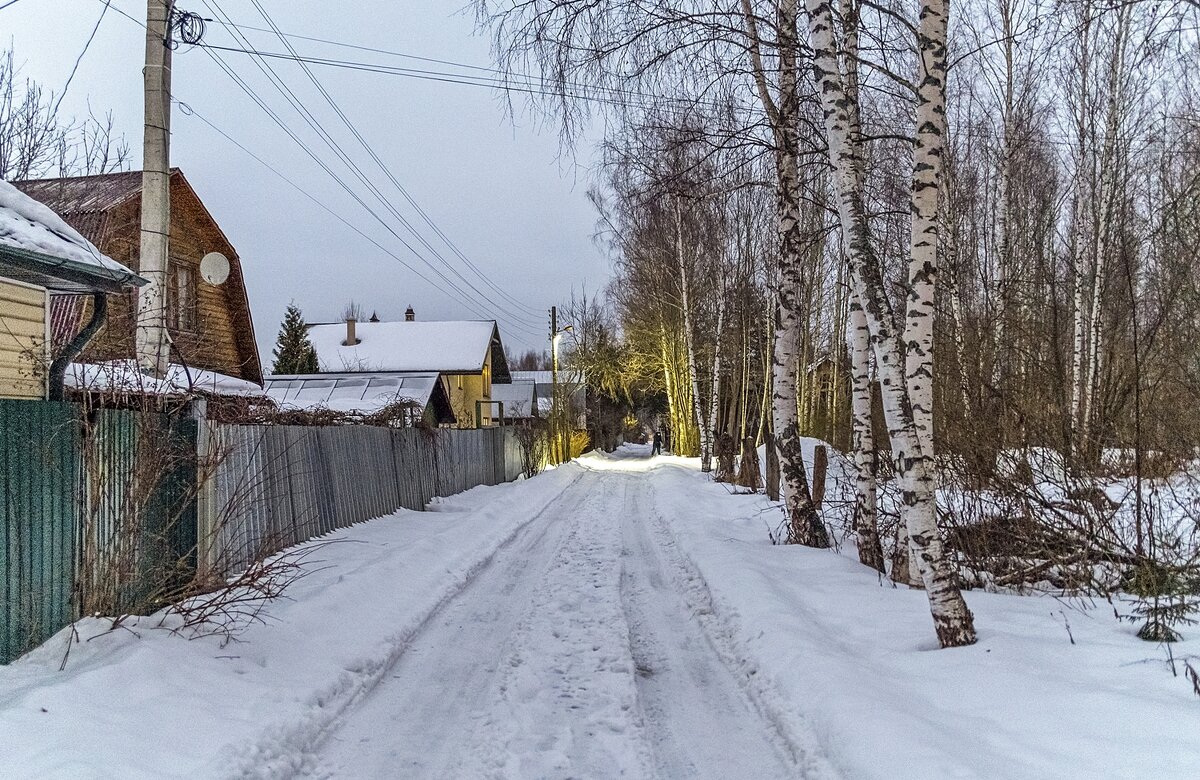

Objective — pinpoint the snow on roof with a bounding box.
[490,380,537,418]
[510,369,585,386]
[66,360,265,397]
[308,320,497,373]
[263,371,440,413]
[0,178,135,277]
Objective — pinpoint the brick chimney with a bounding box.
[405,305,415,322]
[343,317,358,346]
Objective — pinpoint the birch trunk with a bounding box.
[990,0,1016,412]
[675,200,710,468]
[805,0,976,646]
[1069,196,1088,454]
[743,0,826,546]
[904,0,948,460]
[849,293,885,572]
[706,281,726,475]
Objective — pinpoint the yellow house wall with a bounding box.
[0,277,49,399]
[446,351,494,428]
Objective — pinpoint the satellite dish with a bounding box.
[200,252,230,285]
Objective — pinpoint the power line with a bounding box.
[245,0,546,320]
[109,1,540,335]
[52,0,111,116]
[190,42,705,113]
[199,0,545,337]
[197,2,544,339]
[194,13,706,113]
[172,98,531,326]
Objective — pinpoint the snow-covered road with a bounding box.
[305,452,798,779]
[9,443,1196,779]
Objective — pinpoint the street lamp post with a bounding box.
[549,306,574,464]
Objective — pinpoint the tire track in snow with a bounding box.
[638,466,841,779]
[449,471,655,779]
[618,474,798,779]
[228,469,589,779]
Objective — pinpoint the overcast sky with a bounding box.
[3,0,611,362]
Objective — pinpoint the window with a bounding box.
[172,265,196,330]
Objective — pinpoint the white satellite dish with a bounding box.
[200,252,231,285]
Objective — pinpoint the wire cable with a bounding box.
[246,0,546,320]
[199,0,545,336]
[195,0,546,338]
[109,1,531,329]
[52,0,111,116]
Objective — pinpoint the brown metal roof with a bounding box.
[11,170,170,244]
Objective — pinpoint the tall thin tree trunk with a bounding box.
[743,0,826,546]
[805,0,976,646]
[849,293,885,572]
[707,278,726,475]
[905,0,948,461]
[675,199,710,467]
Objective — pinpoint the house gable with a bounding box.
[13,170,262,384]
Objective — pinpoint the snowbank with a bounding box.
[0,465,581,778]
[642,453,1200,779]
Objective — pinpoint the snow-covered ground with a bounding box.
[2,445,1198,778]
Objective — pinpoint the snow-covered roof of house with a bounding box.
[66,360,265,397]
[307,320,509,377]
[264,371,443,415]
[490,380,537,418]
[510,369,585,387]
[0,178,142,292]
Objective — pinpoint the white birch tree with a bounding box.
[805,0,977,646]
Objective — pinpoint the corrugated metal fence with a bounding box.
[2,397,528,664]
[1,400,196,664]
[1,401,79,667]
[200,424,524,576]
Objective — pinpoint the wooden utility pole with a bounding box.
[550,305,560,464]
[137,0,174,377]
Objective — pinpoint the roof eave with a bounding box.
[0,244,146,293]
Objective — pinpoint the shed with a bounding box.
[306,317,510,428]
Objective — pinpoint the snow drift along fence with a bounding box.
[200,423,527,578]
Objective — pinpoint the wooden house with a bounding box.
[301,312,511,428]
[12,170,262,385]
[0,179,144,400]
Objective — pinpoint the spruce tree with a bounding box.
[271,303,319,375]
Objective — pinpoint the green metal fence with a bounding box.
[0,400,80,665]
[1,400,198,664]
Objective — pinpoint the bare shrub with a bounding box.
[165,541,334,642]
[214,398,427,429]
[511,419,551,478]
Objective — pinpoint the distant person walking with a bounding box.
[652,430,663,456]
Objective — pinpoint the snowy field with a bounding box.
[2,445,1198,778]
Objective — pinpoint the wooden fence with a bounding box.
[1,398,528,664]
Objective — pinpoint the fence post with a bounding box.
[811,444,828,510]
[187,398,216,582]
